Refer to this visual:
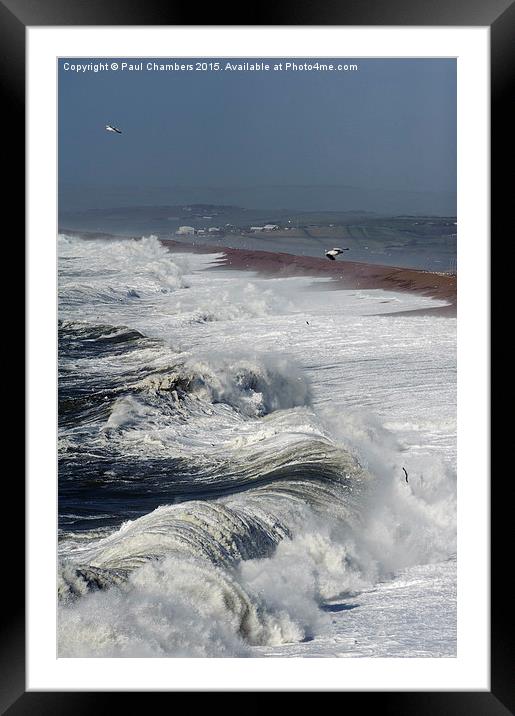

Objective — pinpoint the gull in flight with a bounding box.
[105,124,122,134]
[325,247,349,261]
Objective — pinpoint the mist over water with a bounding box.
[58,234,456,657]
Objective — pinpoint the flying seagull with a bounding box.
[325,247,349,261]
[402,467,408,483]
[105,124,122,134]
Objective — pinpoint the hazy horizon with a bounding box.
[59,182,456,216]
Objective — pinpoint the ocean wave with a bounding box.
[59,320,145,344]
[57,231,457,658]
[129,351,311,419]
[170,281,290,325]
[58,553,306,656]
[57,472,365,656]
[58,234,186,311]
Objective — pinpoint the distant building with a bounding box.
[176,226,195,235]
[250,224,279,232]
[208,227,222,234]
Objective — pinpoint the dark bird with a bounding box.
[402,467,408,483]
[105,124,122,134]
[325,247,350,261]
[306,321,309,325]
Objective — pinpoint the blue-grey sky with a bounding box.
[58,58,456,214]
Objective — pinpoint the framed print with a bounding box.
[5,0,507,709]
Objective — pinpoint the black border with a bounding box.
[5,0,506,710]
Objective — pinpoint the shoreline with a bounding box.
[163,240,456,317]
[59,229,456,316]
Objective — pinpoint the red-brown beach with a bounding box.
[59,231,456,316]
[160,239,456,317]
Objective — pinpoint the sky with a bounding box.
[58,58,456,214]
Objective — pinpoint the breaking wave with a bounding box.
[57,233,457,657]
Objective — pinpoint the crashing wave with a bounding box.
[131,352,312,418]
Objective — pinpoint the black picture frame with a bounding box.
[5,0,505,710]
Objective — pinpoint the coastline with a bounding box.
[162,239,456,317]
[59,230,456,316]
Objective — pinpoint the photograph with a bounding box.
[3,0,500,702]
[56,56,458,658]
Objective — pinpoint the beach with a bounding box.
[164,240,456,315]
[63,230,457,313]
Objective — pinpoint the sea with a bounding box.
[57,233,456,657]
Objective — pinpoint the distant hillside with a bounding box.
[59,183,456,216]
